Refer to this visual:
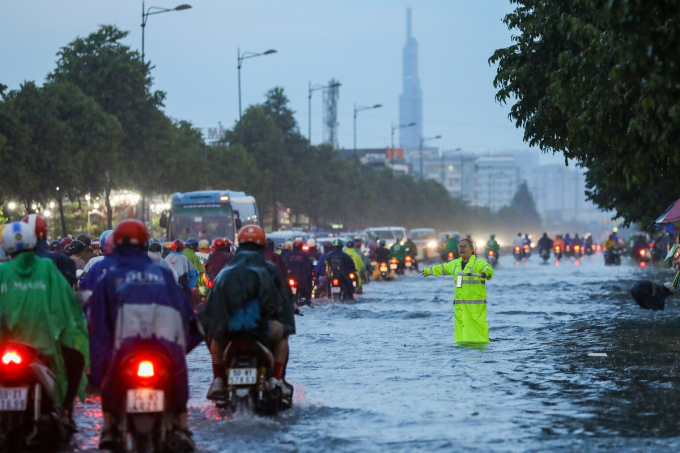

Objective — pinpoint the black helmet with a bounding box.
[64,239,85,256]
[265,238,275,250]
[148,242,163,253]
[75,233,91,248]
[185,238,198,250]
[49,240,62,252]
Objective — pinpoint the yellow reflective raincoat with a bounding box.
[424,255,493,343]
[345,247,365,291]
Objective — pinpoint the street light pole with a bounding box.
[308,81,341,142]
[141,2,192,64]
[419,135,442,180]
[353,103,382,155]
[237,48,277,119]
[390,122,416,150]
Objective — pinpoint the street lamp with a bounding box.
[238,48,277,119]
[419,135,442,179]
[390,122,416,150]
[141,2,192,63]
[308,81,341,142]
[440,147,462,185]
[353,103,382,154]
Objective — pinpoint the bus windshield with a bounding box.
[366,230,395,241]
[171,205,234,242]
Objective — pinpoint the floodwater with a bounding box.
[72,253,680,452]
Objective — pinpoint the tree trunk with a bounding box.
[77,196,82,211]
[271,201,279,232]
[141,193,146,223]
[58,197,67,238]
[105,186,113,230]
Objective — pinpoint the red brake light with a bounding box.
[448,252,453,257]
[515,247,520,251]
[640,250,646,256]
[603,247,607,251]
[288,279,296,287]
[405,256,411,261]
[137,361,154,377]
[391,258,397,263]
[575,246,580,250]
[349,273,355,279]
[302,246,309,252]
[556,247,560,251]
[2,351,21,365]
[489,251,494,255]
[332,279,339,286]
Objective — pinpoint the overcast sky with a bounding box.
[1,0,563,165]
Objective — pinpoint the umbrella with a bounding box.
[649,199,680,231]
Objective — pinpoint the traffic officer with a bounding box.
[420,237,494,343]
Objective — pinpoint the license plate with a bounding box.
[352,281,357,287]
[0,386,28,411]
[291,287,297,295]
[126,389,164,413]
[379,265,388,272]
[331,286,341,294]
[390,264,398,270]
[405,261,412,267]
[228,368,257,385]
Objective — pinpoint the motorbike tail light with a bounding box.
[390,258,397,263]
[288,278,296,288]
[650,242,654,248]
[515,247,520,252]
[640,249,646,256]
[405,256,412,261]
[2,351,21,365]
[603,247,607,251]
[137,361,154,378]
[575,246,580,250]
[489,251,494,255]
[349,273,355,280]
[448,252,454,258]
[207,279,214,288]
[332,279,339,286]
[556,247,560,251]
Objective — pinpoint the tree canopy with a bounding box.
[490,0,680,225]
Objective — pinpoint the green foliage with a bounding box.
[491,0,680,225]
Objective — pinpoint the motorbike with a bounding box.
[485,249,499,266]
[376,261,391,281]
[218,333,291,416]
[584,244,594,256]
[573,244,583,259]
[605,247,622,265]
[522,244,532,259]
[564,244,572,258]
[404,255,418,272]
[392,258,405,276]
[554,245,563,260]
[634,247,651,264]
[513,246,522,261]
[349,272,360,294]
[0,342,69,451]
[109,342,191,452]
[288,277,310,307]
[650,241,665,262]
[539,248,551,263]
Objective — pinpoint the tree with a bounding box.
[496,182,542,231]
[48,25,166,227]
[490,0,680,225]
[0,81,121,235]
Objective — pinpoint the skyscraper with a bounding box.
[399,8,423,150]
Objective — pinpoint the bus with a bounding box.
[160,190,259,243]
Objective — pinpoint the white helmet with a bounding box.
[1,222,37,254]
[307,238,316,247]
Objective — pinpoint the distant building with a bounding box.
[474,155,521,211]
[399,8,423,151]
[337,148,410,175]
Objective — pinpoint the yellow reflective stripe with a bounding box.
[454,299,486,305]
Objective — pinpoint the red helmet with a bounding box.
[172,239,184,252]
[212,238,226,249]
[22,214,48,240]
[113,219,149,247]
[61,237,73,247]
[237,225,266,245]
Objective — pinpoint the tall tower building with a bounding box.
[399,8,423,150]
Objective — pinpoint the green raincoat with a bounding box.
[345,248,365,290]
[424,255,493,343]
[184,248,207,295]
[0,253,89,405]
[198,250,295,344]
[390,242,407,261]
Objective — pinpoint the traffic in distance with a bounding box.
[0,188,672,452]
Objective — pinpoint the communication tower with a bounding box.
[323,79,340,149]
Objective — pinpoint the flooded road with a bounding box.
[73,253,680,452]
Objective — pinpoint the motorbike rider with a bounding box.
[82,230,113,274]
[65,240,86,270]
[183,238,206,300]
[165,240,198,301]
[420,237,494,343]
[49,239,63,253]
[485,234,500,256]
[373,239,394,279]
[345,241,366,293]
[22,214,77,287]
[553,235,565,256]
[444,233,459,260]
[198,239,210,254]
[91,238,101,256]
[89,220,200,451]
[573,233,584,254]
[205,238,233,283]
[264,238,288,275]
[563,233,573,249]
[284,239,314,301]
[0,222,89,431]
[79,231,116,291]
[523,234,531,246]
[585,234,594,250]
[403,236,419,270]
[305,238,321,263]
[612,227,620,243]
[148,242,179,282]
[367,237,379,259]
[513,233,524,250]
[324,238,356,299]
[76,234,97,264]
[537,233,553,254]
[200,226,295,400]
[390,237,407,271]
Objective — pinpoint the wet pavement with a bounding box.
[72,253,680,452]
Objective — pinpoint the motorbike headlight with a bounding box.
[427,241,437,248]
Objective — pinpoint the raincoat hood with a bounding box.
[8,252,40,278]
